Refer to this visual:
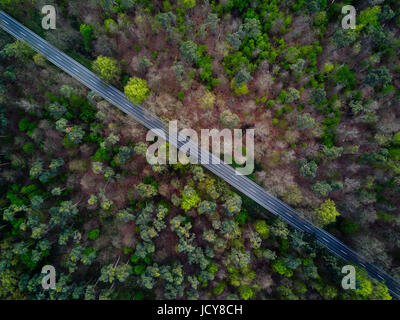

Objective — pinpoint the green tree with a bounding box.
[124,77,150,104]
[177,0,196,11]
[92,56,121,83]
[296,113,315,130]
[134,142,148,155]
[241,18,261,39]
[234,68,252,88]
[263,249,276,260]
[321,145,343,160]
[312,181,332,197]
[180,40,200,63]
[285,87,300,103]
[364,66,391,87]
[249,231,261,249]
[298,158,318,178]
[239,286,255,300]
[1,40,34,61]
[60,85,78,98]
[254,220,269,239]
[104,18,118,33]
[219,110,240,128]
[181,186,201,212]
[135,183,158,199]
[230,248,250,268]
[272,258,292,277]
[80,24,93,50]
[332,29,357,48]
[224,193,242,217]
[99,264,132,283]
[156,11,176,29]
[340,219,359,234]
[334,65,355,89]
[49,201,78,228]
[65,126,85,144]
[315,199,340,226]
[309,87,326,105]
[198,200,216,215]
[88,229,100,240]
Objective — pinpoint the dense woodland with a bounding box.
[0,0,399,300]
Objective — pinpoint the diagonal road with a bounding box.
[1,10,400,298]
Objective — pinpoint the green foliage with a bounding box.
[298,158,318,178]
[92,56,121,83]
[47,102,67,119]
[65,125,85,145]
[133,264,146,275]
[315,199,340,227]
[272,258,293,277]
[198,200,216,215]
[135,183,158,199]
[180,41,200,63]
[364,66,392,88]
[22,142,35,155]
[224,193,242,217]
[340,219,359,234]
[296,113,315,130]
[213,281,226,295]
[254,220,269,239]
[334,65,355,89]
[18,117,37,133]
[156,11,176,29]
[234,68,253,88]
[99,264,132,283]
[229,248,250,268]
[177,91,184,100]
[49,201,78,228]
[219,110,240,128]
[249,231,261,249]
[80,24,93,50]
[230,79,249,96]
[177,0,195,11]
[88,229,100,240]
[309,87,326,105]
[392,132,400,146]
[321,145,343,160]
[1,40,35,61]
[332,29,357,48]
[195,46,219,89]
[181,186,201,212]
[239,285,255,300]
[312,181,332,197]
[92,147,111,162]
[104,18,118,33]
[358,6,381,31]
[263,249,276,261]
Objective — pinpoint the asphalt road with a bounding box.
[1,10,400,298]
